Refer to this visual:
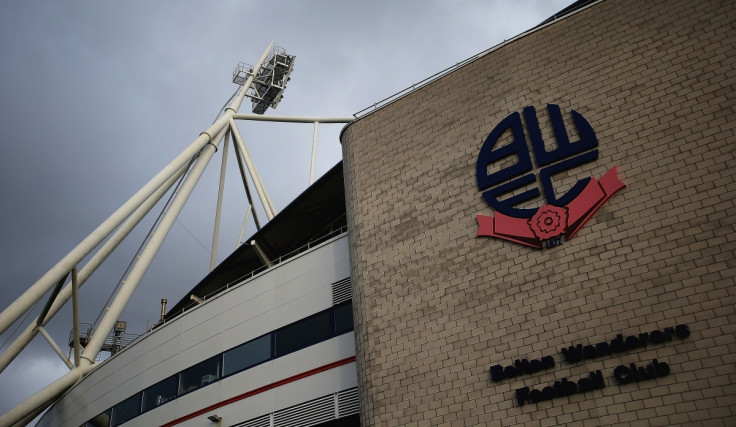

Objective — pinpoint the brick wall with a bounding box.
[341,0,735,425]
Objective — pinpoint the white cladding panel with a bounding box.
[38,234,352,427]
[162,337,357,427]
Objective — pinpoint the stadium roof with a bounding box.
[165,161,346,319]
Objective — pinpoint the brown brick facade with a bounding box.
[341,0,735,425]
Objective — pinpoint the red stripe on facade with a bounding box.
[159,355,357,427]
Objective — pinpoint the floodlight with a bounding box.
[232,46,295,115]
[114,321,127,333]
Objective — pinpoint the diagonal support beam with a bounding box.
[36,272,69,327]
[0,116,229,336]
[249,240,273,267]
[79,124,231,367]
[0,40,276,427]
[237,205,252,247]
[233,139,261,230]
[230,119,277,220]
[0,164,188,374]
[37,326,73,370]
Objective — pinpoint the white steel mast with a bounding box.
[0,41,353,426]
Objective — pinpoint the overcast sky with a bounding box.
[0,0,575,421]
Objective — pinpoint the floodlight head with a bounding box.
[114,321,127,333]
[232,46,295,115]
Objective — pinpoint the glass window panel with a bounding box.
[178,356,220,395]
[274,310,332,356]
[142,375,178,412]
[334,302,354,335]
[110,393,141,426]
[223,334,272,376]
[86,409,111,427]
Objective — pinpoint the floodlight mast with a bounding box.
[0,37,269,340]
[0,39,354,426]
[0,41,275,426]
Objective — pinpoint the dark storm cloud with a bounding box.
[0,0,574,420]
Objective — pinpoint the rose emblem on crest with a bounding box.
[528,205,568,241]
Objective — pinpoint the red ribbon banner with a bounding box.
[477,167,626,248]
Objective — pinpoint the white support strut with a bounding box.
[79,125,228,367]
[232,114,354,123]
[238,204,252,247]
[71,267,80,367]
[0,40,360,426]
[0,115,230,337]
[211,132,230,271]
[310,121,319,185]
[0,41,275,426]
[1,126,230,427]
[229,119,277,220]
[0,164,188,374]
[36,326,73,370]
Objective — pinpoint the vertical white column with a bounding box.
[211,132,230,271]
[310,121,319,185]
[71,267,80,367]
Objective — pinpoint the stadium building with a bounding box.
[29,0,735,425]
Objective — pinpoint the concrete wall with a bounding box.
[341,0,735,425]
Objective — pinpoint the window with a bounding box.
[178,356,220,395]
[85,409,111,427]
[274,310,332,357]
[142,375,178,412]
[223,334,272,376]
[110,393,141,426]
[334,302,353,335]
[84,300,354,426]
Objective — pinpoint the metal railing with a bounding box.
[68,323,142,358]
[166,225,348,320]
